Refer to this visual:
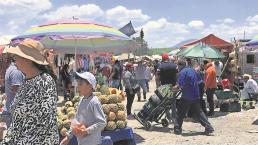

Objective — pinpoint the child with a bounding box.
[60,72,107,145]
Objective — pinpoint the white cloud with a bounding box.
[106,6,150,26]
[188,20,204,29]
[249,22,257,26]
[42,4,104,20]
[216,18,235,24]
[201,22,258,41]
[5,19,27,34]
[0,0,52,34]
[224,18,235,23]
[0,0,52,14]
[139,18,189,47]
[142,18,189,34]
[247,15,258,22]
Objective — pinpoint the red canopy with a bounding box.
[181,34,233,52]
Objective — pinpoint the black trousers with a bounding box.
[125,89,135,115]
[206,88,216,113]
[199,83,207,114]
[174,99,213,131]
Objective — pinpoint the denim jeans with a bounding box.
[111,80,120,89]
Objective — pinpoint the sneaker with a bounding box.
[207,112,214,117]
[174,128,182,135]
[127,114,135,120]
[242,103,247,109]
[250,102,255,109]
[204,128,214,136]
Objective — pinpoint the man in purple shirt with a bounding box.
[174,60,214,135]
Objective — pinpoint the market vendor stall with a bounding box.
[58,86,135,145]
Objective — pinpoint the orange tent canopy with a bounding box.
[181,34,233,52]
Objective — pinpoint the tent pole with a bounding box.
[74,39,77,96]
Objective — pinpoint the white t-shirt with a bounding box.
[241,79,258,99]
[244,79,258,94]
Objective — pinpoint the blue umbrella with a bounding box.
[246,35,258,47]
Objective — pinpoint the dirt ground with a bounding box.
[127,79,258,145]
[53,78,258,145]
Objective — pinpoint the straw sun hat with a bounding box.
[4,38,48,65]
[243,74,252,79]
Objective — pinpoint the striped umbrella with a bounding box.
[246,35,258,48]
[11,19,138,54]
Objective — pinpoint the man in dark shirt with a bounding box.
[154,59,161,88]
[174,60,214,135]
[109,60,121,89]
[156,53,177,86]
[156,53,178,122]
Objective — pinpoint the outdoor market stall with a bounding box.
[9,19,139,145]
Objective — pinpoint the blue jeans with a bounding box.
[138,80,147,93]
[111,80,120,89]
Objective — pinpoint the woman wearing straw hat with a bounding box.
[2,39,59,144]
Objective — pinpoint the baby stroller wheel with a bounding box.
[161,118,169,127]
[144,121,152,130]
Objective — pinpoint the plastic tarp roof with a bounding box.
[181,34,234,52]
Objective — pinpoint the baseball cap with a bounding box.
[126,63,133,68]
[161,53,169,60]
[75,72,96,89]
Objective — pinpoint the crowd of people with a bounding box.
[1,38,258,144]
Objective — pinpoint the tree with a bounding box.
[132,36,149,55]
[140,28,144,40]
[133,28,148,55]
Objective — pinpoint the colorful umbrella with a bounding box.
[246,35,258,48]
[176,43,225,59]
[11,19,138,54]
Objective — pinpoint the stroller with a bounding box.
[134,85,181,130]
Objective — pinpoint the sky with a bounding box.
[1,0,258,48]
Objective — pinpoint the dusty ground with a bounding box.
[126,79,258,145]
[54,78,258,145]
[2,79,258,145]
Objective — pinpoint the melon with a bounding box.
[67,111,76,119]
[93,92,102,97]
[109,104,119,113]
[65,101,73,108]
[116,111,126,121]
[60,127,68,137]
[98,95,109,104]
[117,103,125,111]
[105,121,117,130]
[116,120,126,129]
[107,112,116,121]
[102,104,110,114]
[107,94,119,104]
